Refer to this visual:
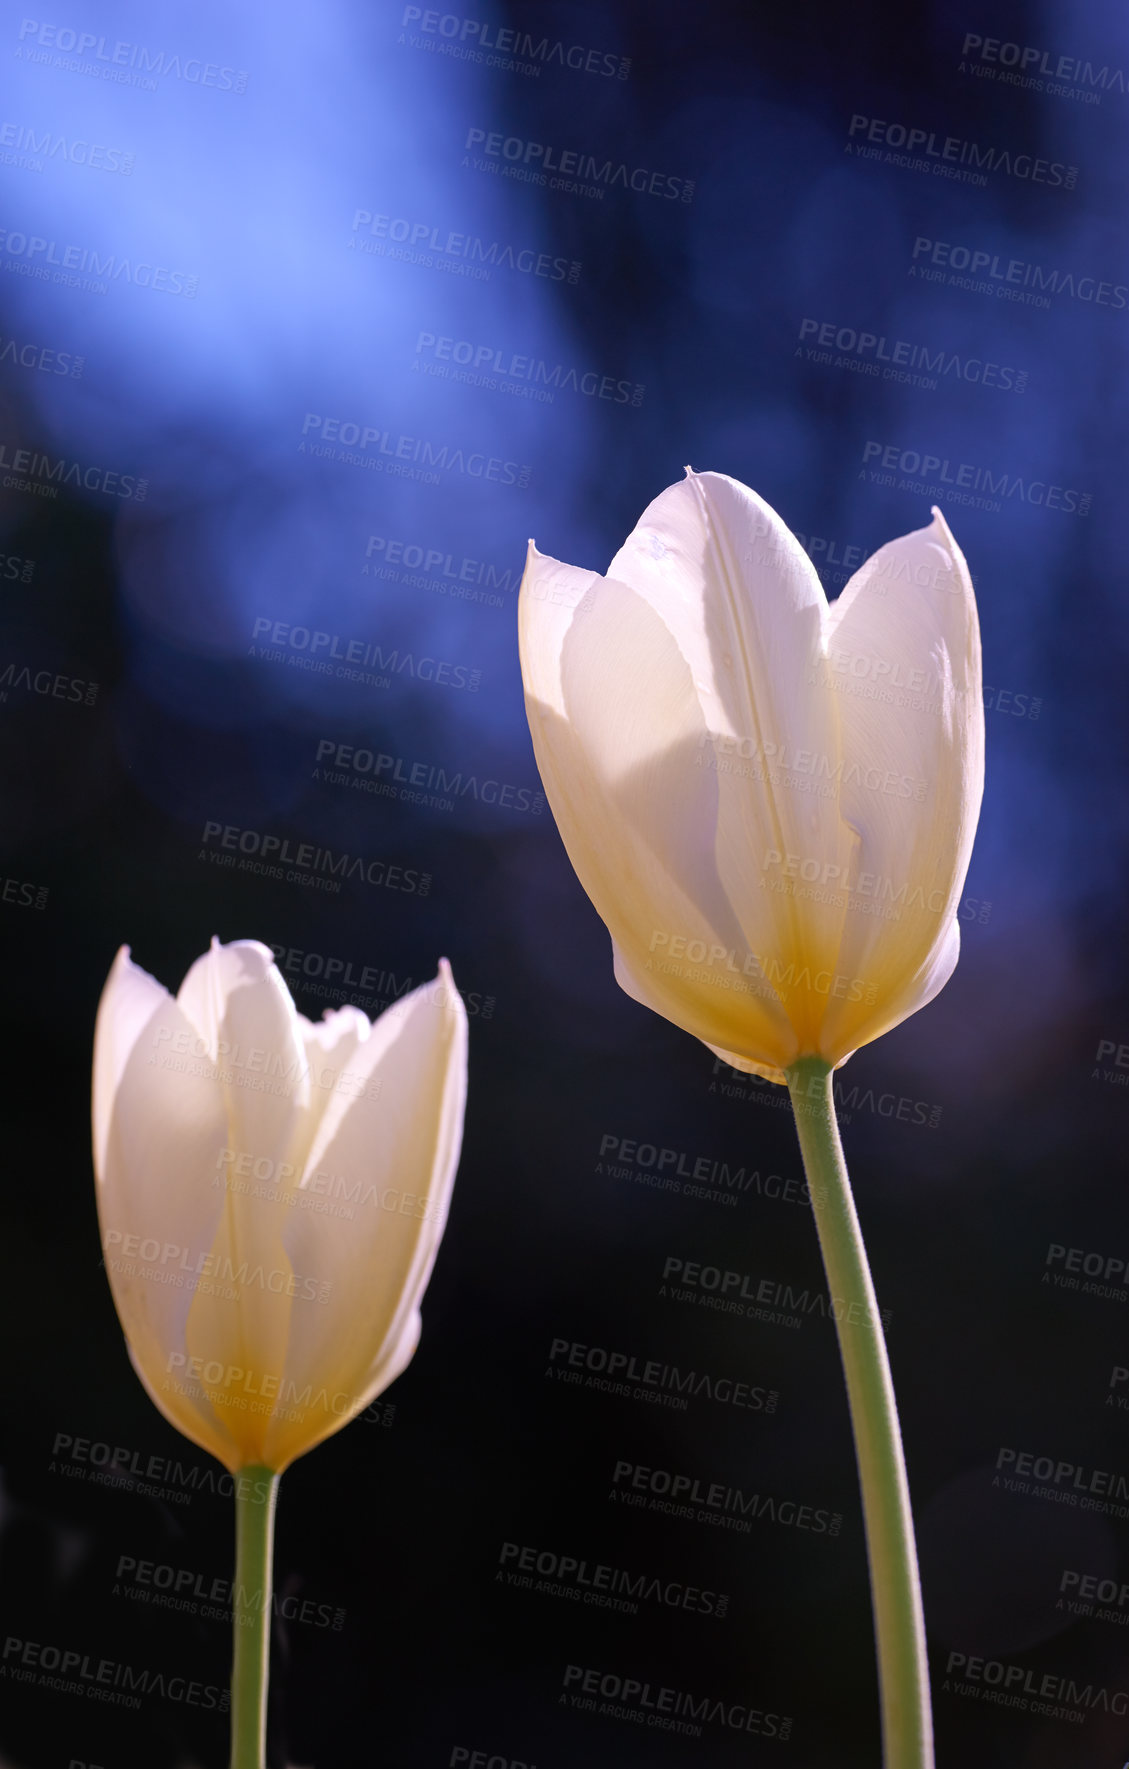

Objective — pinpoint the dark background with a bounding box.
[1,0,1127,1764]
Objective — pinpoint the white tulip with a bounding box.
[92,938,467,1472]
[519,468,984,1081]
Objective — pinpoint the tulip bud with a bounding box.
[519,469,984,1081]
[92,938,467,1472]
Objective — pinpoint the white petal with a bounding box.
[176,941,315,1456]
[515,537,602,722]
[125,1337,244,1472]
[261,964,467,1469]
[93,945,163,1181]
[604,471,831,749]
[177,937,310,1152]
[702,1041,788,1087]
[818,510,984,1059]
[300,1002,372,1059]
[296,1004,373,1146]
[630,474,855,1046]
[91,947,235,1463]
[522,550,798,1071]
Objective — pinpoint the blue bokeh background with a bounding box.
[1,1,1128,1764]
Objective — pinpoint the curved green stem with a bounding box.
[229,1465,280,1769]
[785,1056,933,1769]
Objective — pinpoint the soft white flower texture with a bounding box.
[519,469,984,1083]
[92,939,467,1472]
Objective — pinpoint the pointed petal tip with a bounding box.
[521,536,556,580]
[926,504,973,582]
[927,503,963,549]
[102,943,138,993]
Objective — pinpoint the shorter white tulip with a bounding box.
[92,938,467,1472]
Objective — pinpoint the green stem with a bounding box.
[784,1056,933,1769]
[229,1465,280,1769]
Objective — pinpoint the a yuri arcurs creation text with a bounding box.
[92,938,467,1768]
[517,468,985,1769]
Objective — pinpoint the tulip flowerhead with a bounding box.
[519,469,984,1083]
[92,939,467,1473]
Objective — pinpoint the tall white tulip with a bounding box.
[519,467,983,1082]
[518,468,986,1769]
[93,938,467,1474]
